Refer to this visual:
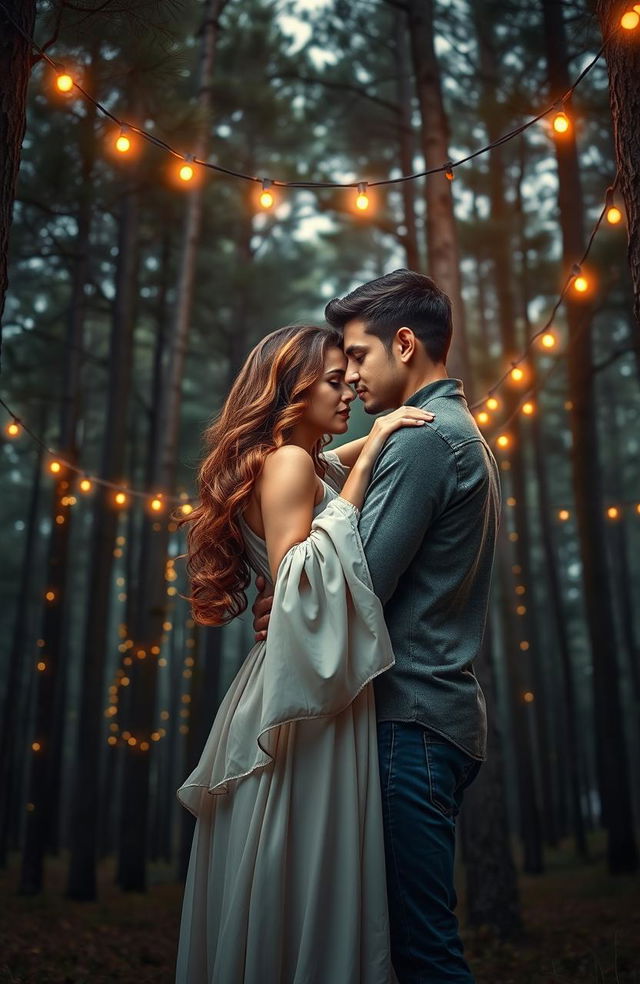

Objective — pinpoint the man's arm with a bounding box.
[358,425,456,606]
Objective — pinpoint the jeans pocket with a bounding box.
[423,732,478,819]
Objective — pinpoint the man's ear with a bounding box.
[395,327,417,363]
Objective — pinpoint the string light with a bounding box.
[114,491,129,507]
[55,71,73,93]
[149,494,164,512]
[605,186,622,224]
[355,182,369,211]
[5,419,20,437]
[620,8,640,29]
[178,154,195,182]
[445,163,454,182]
[49,460,62,474]
[521,401,535,416]
[552,109,570,134]
[510,365,526,384]
[115,125,131,154]
[476,411,490,425]
[571,263,590,293]
[607,506,620,520]
[79,477,93,493]
[259,179,274,209]
[540,331,556,349]
[486,397,499,411]
[497,434,511,449]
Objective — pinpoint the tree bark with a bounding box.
[0,0,36,360]
[404,0,471,388]
[595,0,640,336]
[541,0,638,874]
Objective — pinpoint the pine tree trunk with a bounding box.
[595,0,640,334]
[541,0,638,874]
[0,0,36,357]
[0,404,46,867]
[117,0,228,893]
[461,628,523,937]
[393,10,421,270]
[66,163,141,901]
[404,0,471,388]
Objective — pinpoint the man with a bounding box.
[252,269,501,983]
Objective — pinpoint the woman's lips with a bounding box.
[337,409,350,417]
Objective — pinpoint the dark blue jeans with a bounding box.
[377,721,482,984]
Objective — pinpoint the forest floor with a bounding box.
[0,831,638,983]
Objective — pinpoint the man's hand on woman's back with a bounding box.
[252,574,274,641]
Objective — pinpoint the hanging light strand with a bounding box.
[0,0,627,196]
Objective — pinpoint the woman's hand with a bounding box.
[339,406,434,512]
[359,406,435,468]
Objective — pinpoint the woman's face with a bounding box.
[303,346,355,435]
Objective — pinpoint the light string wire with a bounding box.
[0,2,632,506]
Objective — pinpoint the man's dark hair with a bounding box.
[324,268,452,364]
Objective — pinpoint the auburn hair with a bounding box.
[175,323,343,626]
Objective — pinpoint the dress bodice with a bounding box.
[238,450,346,585]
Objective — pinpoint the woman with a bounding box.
[174,324,433,984]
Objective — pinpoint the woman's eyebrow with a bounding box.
[325,367,346,376]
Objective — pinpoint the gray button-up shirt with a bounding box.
[358,378,501,760]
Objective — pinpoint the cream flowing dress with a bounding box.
[175,450,397,984]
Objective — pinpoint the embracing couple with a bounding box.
[175,269,501,984]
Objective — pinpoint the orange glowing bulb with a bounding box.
[6,421,20,437]
[558,509,570,521]
[477,411,490,425]
[620,9,639,28]
[56,73,73,93]
[486,397,499,411]
[541,332,556,348]
[79,478,92,492]
[497,434,510,449]
[607,506,620,520]
[49,460,62,474]
[356,192,369,211]
[179,163,194,182]
[522,401,535,415]
[553,111,570,134]
[150,496,163,512]
[573,275,589,293]
[606,206,622,225]
[114,491,128,506]
[260,190,274,208]
[181,503,193,515]
[510,366,525,383]
[115,133,131,153]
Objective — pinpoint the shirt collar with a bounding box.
[404,378,466,407]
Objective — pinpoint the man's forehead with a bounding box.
[343,319,369,350]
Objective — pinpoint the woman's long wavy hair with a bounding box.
[176,323,343,626]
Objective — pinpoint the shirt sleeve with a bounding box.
[358,425,457,605]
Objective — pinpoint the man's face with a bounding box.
[343,318,405,414]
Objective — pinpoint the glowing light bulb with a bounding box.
[179,163,194,182]
[181,503,193,515]
[355,182,369,211]
[573,275,589,293]
[620,9,639,29]
[79,478,92,492]
[486,397,499,411]
[496,434,511,449]
[522,401,535,415]
[56,73,73,93]
[541,332,556,348]
[523,691,535,703]
[49,460,62,474]
[607,506,620,519]
[114,491,128,507]
[553,111,570,134]
[6,420,20,437]
[510,366,525,383]
[476,411,490,425]
[558,509,570,521]
[445,164,454,182]
[150,495,163,512]
[606,206,622,225]
[259,180,274,208]
[115,127,131,153]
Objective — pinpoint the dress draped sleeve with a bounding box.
[176,495,395,815]
[320,448,351,492]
